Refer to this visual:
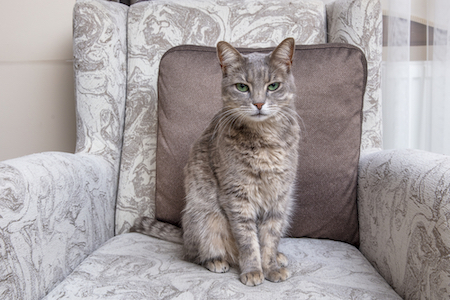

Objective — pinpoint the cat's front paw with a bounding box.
[240,270,264,286]
[204,258,230,273]
[265,267,290,283]
[276,252,289,267]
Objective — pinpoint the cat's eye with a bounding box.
[236,83,249,92]
[268,82,280,91]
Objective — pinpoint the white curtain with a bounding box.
[382,0,450,155]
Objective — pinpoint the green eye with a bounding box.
[236,83,249,92]
[268,82,280,91]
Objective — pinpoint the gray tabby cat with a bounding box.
[131,38,300,286]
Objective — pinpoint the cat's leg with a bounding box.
[276,252,289,268]
[183,223,231,273]
[183,205,234,273]
[226,203,264,286]
[258,209,291,283]
[183,160,236,273]
[198,211,236,273]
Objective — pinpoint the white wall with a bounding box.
[0,0,77,161]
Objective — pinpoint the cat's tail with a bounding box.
[130,216,183,244]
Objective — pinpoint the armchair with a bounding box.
[1,0,449,299]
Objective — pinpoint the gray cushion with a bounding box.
[156,44,367,246]
[43,234,401,299]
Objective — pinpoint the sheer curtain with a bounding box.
[382,0,450,155]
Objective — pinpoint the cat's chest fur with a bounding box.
[233,133,289,175]
[214,123,299,206]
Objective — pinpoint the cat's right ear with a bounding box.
[217,41,242,76]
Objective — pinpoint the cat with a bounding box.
[131,37,300,286]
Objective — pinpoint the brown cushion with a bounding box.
[156,44,367,246]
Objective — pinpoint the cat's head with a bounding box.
[216,38,296,123]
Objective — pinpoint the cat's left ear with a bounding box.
[270,38,295,73]
[217,41,243,76]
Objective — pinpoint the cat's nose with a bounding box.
[254,103,264,110]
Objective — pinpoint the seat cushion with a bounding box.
[43,233,400,299]
[156,44,366,246]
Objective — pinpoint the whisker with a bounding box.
[210,104,305,142]
[282,107,307,138]
[211,110,231,140]
[211,107,243,140]
[284,107,306,132]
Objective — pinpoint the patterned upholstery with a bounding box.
[0,1,127,299]
[44,234,400,299]
[358,149,450,299]
[0,0,448,299]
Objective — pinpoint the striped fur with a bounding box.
[130,217,183,244]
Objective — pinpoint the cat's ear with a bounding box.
[270,38,295,73]
[217,41,243,75]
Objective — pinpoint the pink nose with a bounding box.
[254,103,264,110]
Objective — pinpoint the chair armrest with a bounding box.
[0,152,116,300]
[358,149,450,299]
[0,0,128,298]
